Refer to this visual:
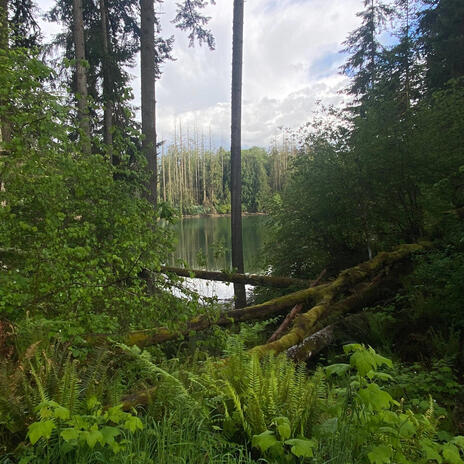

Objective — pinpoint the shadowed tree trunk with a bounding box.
[99,0,113,157]
[231,0,246,308]
[0,0,11,146]
[0,0,9,203]
[140,0,157,206]
[72,0,91,154]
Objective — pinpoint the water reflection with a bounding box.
[171,215,267,273]
[170,215,267,300]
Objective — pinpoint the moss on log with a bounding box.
[121,386,157,411]
[123,243,428,349]
[249,243,428,357]
[287,313,369,362]
[160,266,311,288]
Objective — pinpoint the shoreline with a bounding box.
[181,212,267,219]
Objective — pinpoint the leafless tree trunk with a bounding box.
[0,0,9,204]
[140,0,157,206]
[99,0,113,157]
[72,0,91,154]
[230,0,246,308]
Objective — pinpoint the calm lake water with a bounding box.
[170,215,268,300]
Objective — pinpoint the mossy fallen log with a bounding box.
[123,243,428,349]
[124,285,325,347]
[159,266,311,288]
[286,313,369,362]
[121,386,157,411]
[249,243,428,357]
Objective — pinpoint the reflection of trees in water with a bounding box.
[171,215,266,273]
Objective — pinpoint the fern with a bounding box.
[203,350,329,440]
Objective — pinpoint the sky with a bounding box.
[35,0,362,148]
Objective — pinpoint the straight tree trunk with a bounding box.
[99,0,113,157]
[140,0,157,206]
[0,0,9,202]
[72,0,91,154]
[0,0,10,144]
[230,0,246,308]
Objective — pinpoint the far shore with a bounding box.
[181,212,267,219]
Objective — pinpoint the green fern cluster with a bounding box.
[204,352,327,440]
[0,341,121,453]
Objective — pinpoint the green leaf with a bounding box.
[83,429,104,449]
[60,428,79,442]
[100,426,121,445]
[53,405,70,420]
[28,420,55,444]
[358,383,395,411]
[87,396,100,411]
[350,349,376,376]
[285,438,316,458]
[368,445,393,464]
[442,443,464,464]
[274,417,291,441]
[453,437,464,450]
[107,404,126,424]
[252,430,279,453]
[420,442,442,463]
[399,419,416,438]
[123,415,143,433]
[326,363,350,377]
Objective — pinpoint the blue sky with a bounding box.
[36,0,363,148]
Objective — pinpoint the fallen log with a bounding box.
[123,243,427,349]
[267,304,304,344]
[248,242,428,357]
[124,284,325,347]
[159,266,311,288]
[266,269,327,343]
[287,313,369,362]
[121,386,157,411]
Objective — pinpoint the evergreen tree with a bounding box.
[342,0,393,109]
[419,0,464,92]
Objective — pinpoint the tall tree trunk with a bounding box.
[99,0,113,157]
[140,0,157,206]
[0,0,10,143]
[230,0,246,308]
[72,0,91,154]
[0,0,9,203]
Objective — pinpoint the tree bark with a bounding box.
[230,0,246,308]
[0,0,11,146]
[99,0,113,157]
[287,313,369,362]
[72,0,91,154]
[267,304,304,343]
[159,266,312,288]
[140,0,157,206]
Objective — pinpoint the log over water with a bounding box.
[159,266,311,288]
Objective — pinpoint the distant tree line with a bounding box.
[159,129,296,215]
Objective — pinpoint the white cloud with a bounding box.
[35,0,362,148]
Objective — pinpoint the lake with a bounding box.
[170,214,268,300]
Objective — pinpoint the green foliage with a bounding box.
[26,398,142,453]
[252,419,317,462]
[203,351,327,440]
[323,344,464,464]
[0,47,182,333]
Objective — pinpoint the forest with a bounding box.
[0,0,463,463]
